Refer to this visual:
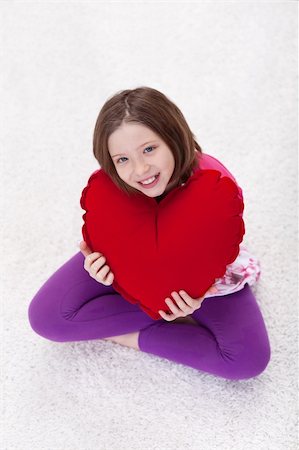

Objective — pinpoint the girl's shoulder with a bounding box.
[196,152,243,201]
[197,152,238,183]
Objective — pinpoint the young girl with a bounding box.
[28,86,271,380]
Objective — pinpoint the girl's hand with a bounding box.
[158,285,218,322]
[79,240,115,286]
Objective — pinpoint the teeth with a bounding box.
[140,175,157,185]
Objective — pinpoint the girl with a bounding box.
[28,86,271,380]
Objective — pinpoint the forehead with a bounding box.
[108,123,159,154]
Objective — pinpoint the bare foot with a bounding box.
[104,331,140,350]
[104,316,198,350]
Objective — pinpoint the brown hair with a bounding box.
[93,86,203,196]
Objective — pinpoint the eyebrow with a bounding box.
[111,141,157,159]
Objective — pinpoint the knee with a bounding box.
[241,342,271,380]
[222,339,271,381]
[28,294,63,342]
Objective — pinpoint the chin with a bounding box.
[143,185,167,197]
[143,192,161,198]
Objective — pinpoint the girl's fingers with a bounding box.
[158,310,167,320]
[158,309,174,322]
[100,270,114,286]
[91,256,107,273]
[84,252,102,270]
[80,241,114,285]
[165,298,180,315]
[96,264,111,280]
[167,292,190,315]
[160,292,194,321]
[178,290,197,307]
[105,272,114,284]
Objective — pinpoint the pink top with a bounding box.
[199,153,261,297]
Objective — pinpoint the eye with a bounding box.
[144,146,155,153]
[116,157,128,164]
[116,146,155,164]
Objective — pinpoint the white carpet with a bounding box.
[2,2,298,449]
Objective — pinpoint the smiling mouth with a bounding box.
[138,173,160,187]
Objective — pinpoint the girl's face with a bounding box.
[108,122,175,197]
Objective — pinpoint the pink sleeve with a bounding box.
[198,153,244,203]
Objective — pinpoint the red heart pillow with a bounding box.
[80,165,245,320]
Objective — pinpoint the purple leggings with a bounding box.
[28,252,271,380]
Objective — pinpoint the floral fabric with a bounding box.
[205,244,261,298]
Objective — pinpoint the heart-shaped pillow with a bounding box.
[80,160,245,320]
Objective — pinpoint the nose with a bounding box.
[133,159,151,177]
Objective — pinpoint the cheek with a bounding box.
[116,167,130,182]
[166,158,175,175]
